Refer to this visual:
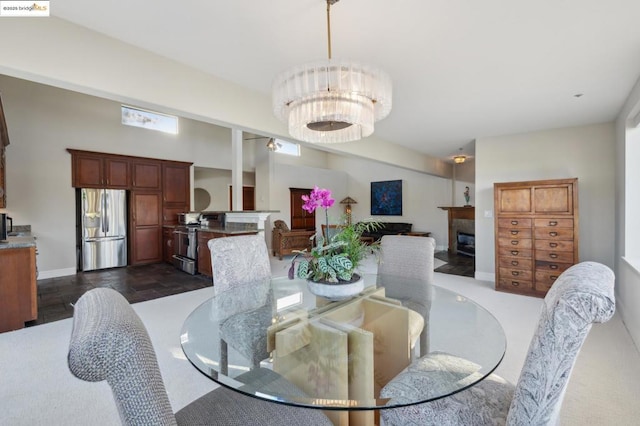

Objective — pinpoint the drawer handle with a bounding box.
[550,275,558,280]
[550,264,558,270]
[511,240,519,245]
[511,271,519,276]
[511,250,519,255]
[511,260,519,266]
[511,230,519,235]
[549,231,558,237]
[549,242,558,248]
[511,281,520,287]
[549,253,558,259]
[511,220,518,225]
[549,221,558,226]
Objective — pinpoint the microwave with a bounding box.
[0,213,11,241]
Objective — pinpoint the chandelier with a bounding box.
[272,0,392,143]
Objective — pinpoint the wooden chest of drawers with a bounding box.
[494,178,579,297]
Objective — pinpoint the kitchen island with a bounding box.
[0,229,37,332]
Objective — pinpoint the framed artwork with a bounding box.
[371,180,402,215]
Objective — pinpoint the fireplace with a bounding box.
[456,231,475,257]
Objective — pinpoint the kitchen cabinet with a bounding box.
[162,162,191,225]
[130,191,163,265]
[132,159,162,191]
[494,178,579,297]
[196,230,258,277]
[163,227,175,264]
[0,246,37,332]
[69,150,130,189]
[68,149,193,267]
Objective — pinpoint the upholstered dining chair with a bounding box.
[208,234,273,375]
[68,288,332,426]
[378,235,437,357]
[380,261,616,426]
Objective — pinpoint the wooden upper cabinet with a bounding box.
[132,160,162,190]
[69,149,130,189]
[104,157,130,188]
[533,185,574,214]
[163,162,190,205]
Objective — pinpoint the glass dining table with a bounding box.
[180,273,506,421]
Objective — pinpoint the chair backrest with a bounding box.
[208,234,271,294]
[273,219,290,232]
[68,288,177,426]
[378,235,436,282]
[507,261,615,425]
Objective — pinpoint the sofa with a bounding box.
[359,222,412,242]
[272,220,315,260]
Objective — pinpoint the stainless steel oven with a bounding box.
[173,226,198,274]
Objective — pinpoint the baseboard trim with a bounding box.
[475,271,495,283]
[38,267,76,280]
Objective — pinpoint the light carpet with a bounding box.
[1,256,639,425]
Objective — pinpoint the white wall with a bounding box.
[616,73,640,351]
[0,75,235,277]
[193,168,255,211]
[475,122,616,281]
[327,155,451,251]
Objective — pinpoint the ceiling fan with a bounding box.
[244,136,282,151]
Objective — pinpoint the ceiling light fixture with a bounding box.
[453,155,466,164]
[272,0,392,143]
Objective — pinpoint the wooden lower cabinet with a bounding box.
[0,246,37,332]
[130,191,163,265]
[163,227,175,264]
[197,231,258,277]
[494,178,578,297]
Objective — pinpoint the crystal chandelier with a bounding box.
[272,0,392,143]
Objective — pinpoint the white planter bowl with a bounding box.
[306,275,364,301]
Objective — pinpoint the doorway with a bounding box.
[289,188,315,230]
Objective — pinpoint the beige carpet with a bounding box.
[0,256,638,425]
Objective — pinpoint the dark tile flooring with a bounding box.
[29,263,211,326]
[29,253,473,326]
[434,250,475,278]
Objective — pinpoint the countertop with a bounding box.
[197,226,258,235]
[0,233,36,249]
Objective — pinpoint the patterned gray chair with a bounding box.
[208,234,273,375]
[68,288,332,426]
[378,235,437,357]
[380,261,616,426]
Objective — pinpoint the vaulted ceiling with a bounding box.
[53,0,640,161]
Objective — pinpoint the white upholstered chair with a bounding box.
[67,288,332,426]
[378,235,436,358]
[208,234,273,375]
[380,261,616,426]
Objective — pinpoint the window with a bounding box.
[273,139,300,156]
[121,105,178,134]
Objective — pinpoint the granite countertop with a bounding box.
[0,234,36,249]
[197,226,258,235]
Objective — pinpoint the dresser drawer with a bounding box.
[535,261,572,274]
[499,267,533,281]
[534,218,573,228]
[497,218,532,228]
[498,247,532,259]
[535,250,574,263]
[498,278,533,292]
[534,239,574,252]
[498,228,532,239]
[534,228,574,240]
[499,257,533,270]
[498,237,532,249]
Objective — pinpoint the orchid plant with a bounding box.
[289,186,380,283]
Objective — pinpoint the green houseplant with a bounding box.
[288,186,380,285]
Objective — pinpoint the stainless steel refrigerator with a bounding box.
[79,188,127,271]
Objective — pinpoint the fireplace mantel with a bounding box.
[438,206,475,253]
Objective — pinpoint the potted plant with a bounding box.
[288,186,380,300]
